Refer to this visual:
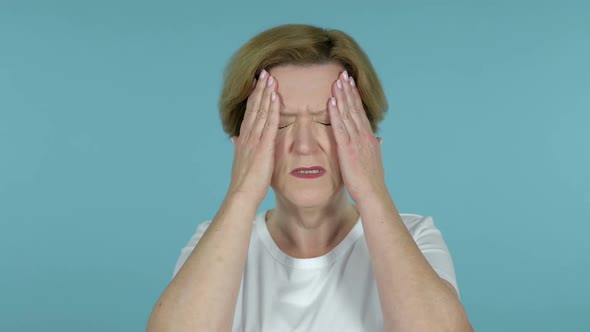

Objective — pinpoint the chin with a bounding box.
[275,185,338,208]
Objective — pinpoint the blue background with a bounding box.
[1,0,588,331]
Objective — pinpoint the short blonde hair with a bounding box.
[219,24,388,137]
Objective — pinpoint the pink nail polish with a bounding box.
[343,71,349,81]
[267,76,274,86]
[260,69,267,79]
[350,77,355,86]
[337,79,342,89]
[331,97,336,106]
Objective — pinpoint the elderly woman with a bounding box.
[147,24,473,331]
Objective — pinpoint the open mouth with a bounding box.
[290,166,326,179]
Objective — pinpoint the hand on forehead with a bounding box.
[269,63,345,116]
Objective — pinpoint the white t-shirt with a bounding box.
[173,210,459,332]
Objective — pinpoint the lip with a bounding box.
[290,166,326,179]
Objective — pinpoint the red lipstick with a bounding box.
[290,166,326,179]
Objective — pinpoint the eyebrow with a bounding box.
[280,109,327,116]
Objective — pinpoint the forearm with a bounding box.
[356,189,473,332]
[147,193,258,332]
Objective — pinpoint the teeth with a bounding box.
[296,170,320,174]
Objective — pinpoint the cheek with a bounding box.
[273,135,286,157]
[271,139,287,175]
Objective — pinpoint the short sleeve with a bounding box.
[172,221,212,279]
[405,215,460,299]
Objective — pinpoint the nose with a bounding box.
[291,121,320,155]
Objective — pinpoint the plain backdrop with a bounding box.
[1,0,588,331]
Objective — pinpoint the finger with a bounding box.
[241,70,268,135]
[240,70,269,137]
[340,71,371,138]
[328,96,350,144]
[348,76,373,132]
[260,90,280,144]
[250,74,275,140]
[333,77,359,138]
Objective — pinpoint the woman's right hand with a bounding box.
[227,69,280,206]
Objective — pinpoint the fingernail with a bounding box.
[260,69,267,79]
[271,91,276,101]
[337,79,342,90]
[350,77,355,86]
[343,71,349,81]
[331,97,336,106]
[230,137,235,144]
[267,76,274,86]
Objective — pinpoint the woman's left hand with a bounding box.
[328,71,387,203]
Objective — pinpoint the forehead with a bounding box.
[269,63,344,115]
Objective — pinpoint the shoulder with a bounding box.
[183,220,213,249]
[172,220,213,278]
[181,210,265,250]
[171,212,264,278]
[399,213,439,237]
[399,213,460,297]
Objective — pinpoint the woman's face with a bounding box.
[268,63,345,207]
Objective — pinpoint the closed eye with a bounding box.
[278,122,331,129]
[278,123,291,129]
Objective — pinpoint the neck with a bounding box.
[265,191,359,258]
